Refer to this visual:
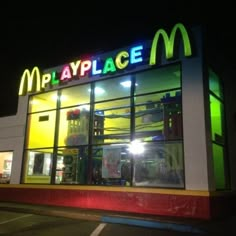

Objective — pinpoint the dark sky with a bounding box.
[1,5,235,117]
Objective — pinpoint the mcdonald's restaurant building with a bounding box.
[0,23,235,219]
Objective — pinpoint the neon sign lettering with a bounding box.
[19,45,144,95]
[19,23,192,96]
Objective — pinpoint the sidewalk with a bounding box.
[0,201,236,235]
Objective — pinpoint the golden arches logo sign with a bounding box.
[18,66,52,96]
[149,23,192,65]
[18,67,42,96]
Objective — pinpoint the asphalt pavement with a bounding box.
[0,201,236,235]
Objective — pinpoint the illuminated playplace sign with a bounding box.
[19,23,192,96]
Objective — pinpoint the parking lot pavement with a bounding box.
[1,201,236,235]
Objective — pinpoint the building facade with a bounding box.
[0,23,235,219]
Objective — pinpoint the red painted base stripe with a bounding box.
[0,187,212,219]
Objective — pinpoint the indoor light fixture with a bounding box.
[128,140,145,154]
[88,87,105,95]
[120,81,138,88]
[52,95,67,101]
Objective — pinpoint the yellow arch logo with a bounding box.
[18,66,42,96]
[149,23,192,65]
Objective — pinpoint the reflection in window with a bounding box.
[93,99,131,144]
[91,145,131,186]
[135,90,182,141]
[91,142,184,188]
[55,147,88,184]
[132,142,184,188]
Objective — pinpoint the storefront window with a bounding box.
[94,76,131,102]
[28,91,58,113]
[93,99,131,144]
[55,147,88,184]
[60,84,91,108]
[0,152,13,184]
[209,69,227,190]
[135,65,181,95]
[134,90,182,141]
[26,110,56,148]
[91,144,131,186]
[23,149,53,184]
[58,106,90,146]
[23,63,184,188]
[132,142,184,188]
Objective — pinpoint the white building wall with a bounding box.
[0,96,28,184]
[182,27,215,191]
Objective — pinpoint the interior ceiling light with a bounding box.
[120,81,138,88]
[88,87,105,95]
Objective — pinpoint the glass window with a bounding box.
[135,65,181,95]
[55,147,88,184]
[28,91,58,113]
[135,90,182,141]
[91,144,131,186]
[23,63,184,188]
[209,69,223,99]
[212,144,225,189]
[94,75,131,102]
[209,69,228,190]
[210,95,224,144]
[60,84,91,108]
[23,149,53,184]
[132,142,184,188]
[26,111,56,149]
[58,106,90,146]
[0,152,13,184]
[93,99,131,144]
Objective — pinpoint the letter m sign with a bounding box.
[149,23,192,65]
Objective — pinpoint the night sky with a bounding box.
[1,5,235,117]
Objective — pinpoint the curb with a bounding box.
[102,215,206,234]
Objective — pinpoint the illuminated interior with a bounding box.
[23,64,184,187]
[23,149,53,184]
[0,152,13,184]
[209,69,226,189]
